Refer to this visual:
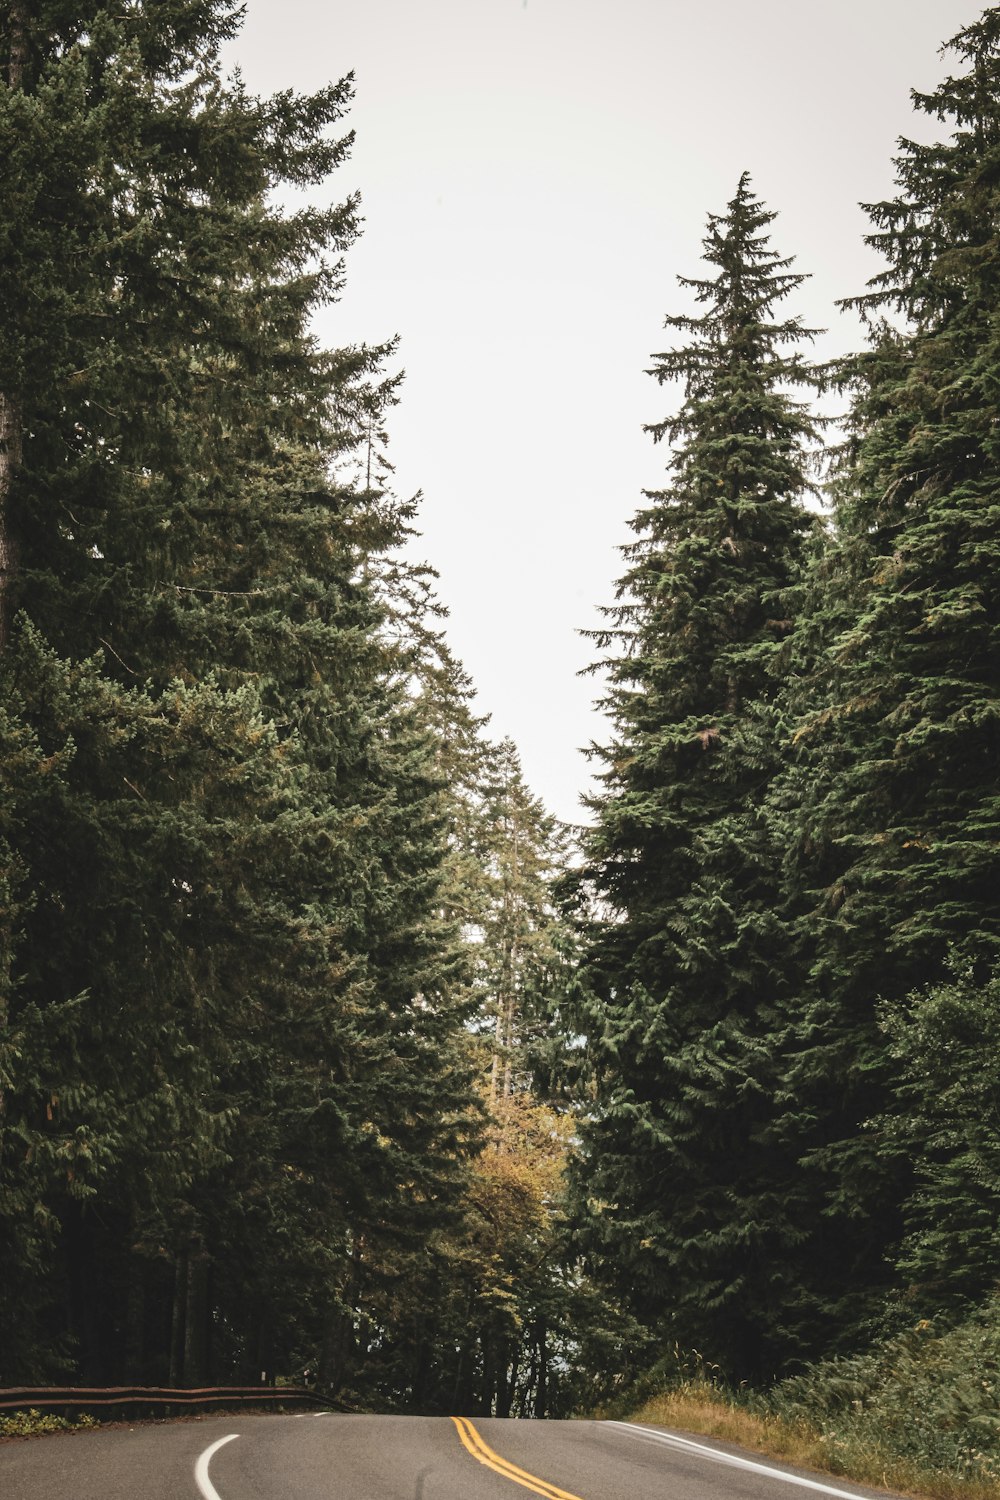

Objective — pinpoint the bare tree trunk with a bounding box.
[321,1305,355,1394]
[522,1333,538,1416]
[490,986,507,1101]
[490,815,521,1102]
[490,945,519,1101]
[168,1251,187,1385]
[124,1254,146,1383]
[176,1242,211,1380]
[450,1288,476,1414]
[322,1233,365,1393]
[7,1,27,86]
[255,1299,274,1385]
[410,1329,429,1409]
[449,1341,466,1413]
[498,1341,518,1418]
[536,1317,548,1418]
[501,988,516,1097]
[182,1241,210,1385]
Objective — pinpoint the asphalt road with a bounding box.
[0,1411,907,1500]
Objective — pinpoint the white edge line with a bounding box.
[609,1421,879,1500]
[195,1433,240,1500]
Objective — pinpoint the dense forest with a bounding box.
[1,0,1000,1429]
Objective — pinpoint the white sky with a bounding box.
[227,0,974,825]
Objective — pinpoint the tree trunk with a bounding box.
[450,1292,476,1415]
[169,1251,187,1385]
[7,1,28,87]
[124,1258,145,1383]
[255,1299,274,1385]
[450,1341,468,1415]
[496,1339,516,1418]
[522,1334,538,1416]
[479,1328,494,1416]
[65,1206,103,1383]
[321,1305,353,1394]
[411,1333,429,1410]
[535,1318,548,1418]
[182,1242,210,1385]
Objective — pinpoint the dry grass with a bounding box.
[624,1384,1000,1500]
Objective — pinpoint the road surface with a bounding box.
[0,1411,907,1500]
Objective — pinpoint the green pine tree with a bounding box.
[0,0,481,1387]
[774,5,1000,1353]
[572,175,821,1379]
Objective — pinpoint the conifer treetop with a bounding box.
[846,6,1000,326]
[647,171,821,434]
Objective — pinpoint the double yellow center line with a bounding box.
[451,1415,585,1500]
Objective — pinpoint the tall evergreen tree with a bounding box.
[0,0,481,1387]
[572,176,820,1378]
[775,5,1000,1346]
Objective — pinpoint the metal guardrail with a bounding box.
[0,1384,339,1417]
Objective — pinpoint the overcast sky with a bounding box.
[227,1,974,825]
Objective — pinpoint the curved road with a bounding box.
[0,1412,906,1500]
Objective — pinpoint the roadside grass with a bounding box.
[612,1305,1000,1500]
[623,1381,998,1500]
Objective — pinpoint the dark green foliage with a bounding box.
[797,5,1000,993]
[344,639,591,1416]
[877,962,1000,1314]
[7,0,1000,1420]
[571,176,820,1380]
[0,0,481,1392]
[768,5,1000,1356]
[767,1297,1000,1486]
[475,737,573,1101]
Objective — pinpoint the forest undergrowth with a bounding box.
[615,1306,1000,1500]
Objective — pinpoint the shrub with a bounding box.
[0,1408,99,1440]
[767,1300,1000,1485]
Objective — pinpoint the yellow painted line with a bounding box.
[451,1415,586,1500]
